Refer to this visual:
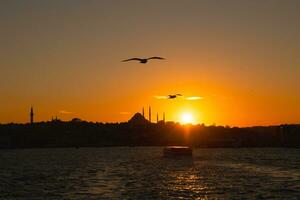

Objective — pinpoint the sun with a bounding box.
[180,113,195,124]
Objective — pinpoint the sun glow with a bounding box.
[180,113,195,124]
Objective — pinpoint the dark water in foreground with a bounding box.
[0,148,299,200]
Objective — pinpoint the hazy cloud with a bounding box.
[154,95,169,99]
[185,96,203,100]
[59,110,73,114]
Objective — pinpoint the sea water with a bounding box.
[0,147,299,199]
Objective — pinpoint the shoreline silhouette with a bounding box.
[0,113,299,149]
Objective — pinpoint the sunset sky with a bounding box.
[0,0,299,126]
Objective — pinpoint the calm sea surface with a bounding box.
[0,148,299,200]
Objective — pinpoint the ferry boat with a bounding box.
[163,146,193,157]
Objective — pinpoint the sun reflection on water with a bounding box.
[163,161,211,199]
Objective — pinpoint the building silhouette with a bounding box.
[148,106,152,122]
[128,112,149,125]
[51,116,59,122]
[30,107,34,124]
[156,112,166,124]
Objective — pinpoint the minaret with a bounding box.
[148,106,151,122]
[156,113,159,123]
[142,107,145,117]
[163,112,165,123]
[30,106,34,124]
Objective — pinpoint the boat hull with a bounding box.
[163,146,193,157]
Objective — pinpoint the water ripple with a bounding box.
[0,148,299,199]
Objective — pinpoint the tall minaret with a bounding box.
[156,113,159,123]
[30,106,34,124]
[163,112,165,123]
[142,107,145,117]
[148,106,151,122]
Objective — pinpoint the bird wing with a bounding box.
[147,57,165,60]
[168,95,176,99]
[122,58,143,62]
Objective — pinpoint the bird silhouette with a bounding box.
[155,94,202,100]
[168,94,182,99]
[122,57,165,64]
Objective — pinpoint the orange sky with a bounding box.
[0,1,299,126]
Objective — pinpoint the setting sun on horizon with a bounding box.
[0,1,299,127]
[180,113,195,125]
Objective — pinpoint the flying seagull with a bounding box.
[122,57,165,64]
[155,94,203,100]
[154,94,182,99]
[168,94,182,99]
